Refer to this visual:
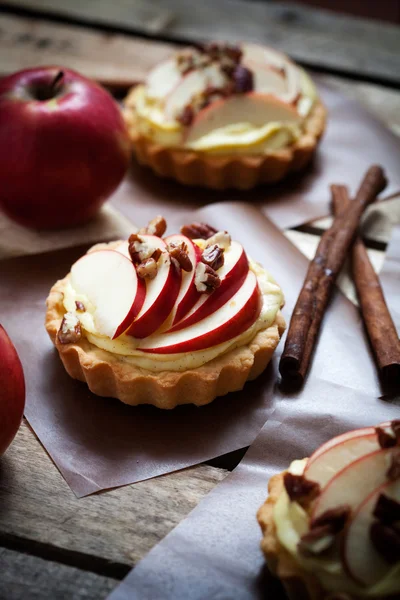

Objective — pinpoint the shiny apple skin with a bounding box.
[0,66,131,229]
[0,325,25,456]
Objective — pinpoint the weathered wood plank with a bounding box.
[0,13,176,87]
[0,547,116,600]
[0,422,227,571]
[3,0,400,85]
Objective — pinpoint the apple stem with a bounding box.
[51,70,64,96]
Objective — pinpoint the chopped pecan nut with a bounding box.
[167,242,193,272]
[138,216,167,237]
[373,493,400,525]
[283,472,320,508]
[387,450,400,481]
[310,505,351,534]
[194,262,220,294]
[180,222,218,240]
[151,248,162,262]
[298,524,335,556]
[376,426,397,449]
[129,235,159,265]
[170,256,181,273]
[137,258,158,280]
[128,233,144,264]
[57,313,81,345]
[201,244,224,271]
[370,521,400,563]
[75,301,85,312]
[128,233,141,244]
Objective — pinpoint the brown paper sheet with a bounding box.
[110,79,400,230]
[107,227,400,600]
[1,202,311,498]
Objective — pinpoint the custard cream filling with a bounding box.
[129,58,318,154]
[273,460,400,596]
[62,260,283,372]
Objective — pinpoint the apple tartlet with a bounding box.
[257,421,400,599]
[45,217,285,409]
[123,42,326,190]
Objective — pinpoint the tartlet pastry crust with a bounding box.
[123,95,327,190]
[257,471,324,600]
[257,472,396,600]
[45,276,285,410]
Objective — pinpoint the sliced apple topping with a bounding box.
[70,249,146,340]
[138,270,261,354]
[67,217,269,361]
[185,94,302,148]
[171,240,248,332]
[126,237,181,339]
[164,234,202,325]
[304,422,394,489]
[342,480,400,586]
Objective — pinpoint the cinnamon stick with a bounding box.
[279,165,387,388]
[331,184,400,389]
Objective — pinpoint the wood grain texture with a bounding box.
[3,0,400,84]
[0,422,227,571]
[0,547,116,600]
[0,13,176,86]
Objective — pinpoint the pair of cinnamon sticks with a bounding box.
[279,165,400,390]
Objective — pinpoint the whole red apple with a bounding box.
[0,66,131,229]
[0,325,25,456]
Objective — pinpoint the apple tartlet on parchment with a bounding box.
[45,217,285,409]
[257,421,400,600]
[123,42,326,189]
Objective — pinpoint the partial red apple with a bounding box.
[0,325,25,456]
[0,66,130,229]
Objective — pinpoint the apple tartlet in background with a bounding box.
[123,42,326,190]
[257,421,400,600]
[45,217,285,409]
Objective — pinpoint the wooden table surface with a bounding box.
[1,2,400,598]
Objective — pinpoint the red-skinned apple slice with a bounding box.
[70,250,145,339]
[305,423,392,488]
[126,237,181,339]
[165,64,226,121]
[311,448,396,521]
[342,479,400,587]
[138,270,261,354]
[185,93,301,145]
[169,240,248,331]
[164,234,203,325]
